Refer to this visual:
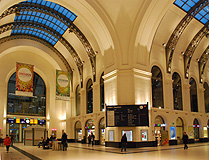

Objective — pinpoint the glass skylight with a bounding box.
[174,0,209,25]
[11,0,77,45]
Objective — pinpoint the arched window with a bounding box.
[7,72,46,116]
[86,79,93,114]
[203,82,209,113]
[75,85,80,116]
[151,66,164,108]
[172,72,183,110]
[100,73,104,111]
[189,78,198,112]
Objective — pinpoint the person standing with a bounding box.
[61,132,68,151]
[4,135,11,153]
[182,132,188,150]
[88,135,91,146]
[10,132,14,146]
[90,132,95,146]
[121,133,127,152]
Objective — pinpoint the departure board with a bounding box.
[106,104,149,127]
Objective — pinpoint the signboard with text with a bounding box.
[106,103,149,127]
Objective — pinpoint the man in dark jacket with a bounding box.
[121,133,127,152]
[61,132,68,151]
[182,132,188,149]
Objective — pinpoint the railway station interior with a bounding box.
[0,0,209,159]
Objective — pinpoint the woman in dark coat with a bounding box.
[182,132,188,149]
[61,132,68,151]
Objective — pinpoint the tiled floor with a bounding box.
[0,142,209,160]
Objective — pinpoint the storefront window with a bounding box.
[75,121,82,142]
[151,66,164,108]
[7,72,46,116]
[172,72,183,110]
[193,118,200,140]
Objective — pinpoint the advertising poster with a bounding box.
[122,130,133,141]
[56,70,70,100]
[108,130,114,141]
[141,130,148,141]
[203,127,207,138]
[170,127,176,139]
[16,63,34,97]
[161,130,169,146]
[188,126,194,139]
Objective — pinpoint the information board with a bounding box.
[106,103,149,127]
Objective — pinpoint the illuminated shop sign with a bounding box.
[7,118,15,123]
[193,124,200,128]
[38,120,46,125]
[7,118,45,125]
[20,119,25,123]
[154,124,166,127]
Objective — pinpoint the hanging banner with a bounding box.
[15,63,34,97]
[56,70,70,100]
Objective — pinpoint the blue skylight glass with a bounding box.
[174,0,209,25]
[11,0,77,45]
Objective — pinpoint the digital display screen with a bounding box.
[38,120,46,125]
[7,118,15,123]
[106,104,149,127]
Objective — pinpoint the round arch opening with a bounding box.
[176,117,184,144]
[75,121,82,142]
[85,119,95,143]
[99,117,105,145]
[193,118,200,141]
[154,116,166,146]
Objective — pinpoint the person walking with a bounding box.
[182,131,188,150]
[4,134,11,153]
[121,133,127,152]
[61,132,68,151]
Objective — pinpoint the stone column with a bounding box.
[198,84,205,113]
[164,78,173,110]
[80,88,86,115]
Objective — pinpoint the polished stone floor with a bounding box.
[0,142,209,160]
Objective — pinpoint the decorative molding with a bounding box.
[0,34,73,84]
[165,0,209,73]
[0,2,96,83]
[184,23,209,79]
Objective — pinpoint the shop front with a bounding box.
[154,116,166,146]
[193,118,200,141]
[75,121,82,142]
[7,117,46,143]
[99,118,105,145]
[176,117,184,144]
[85,119,95,143]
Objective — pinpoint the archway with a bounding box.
[85,119,95,143]
[193,118,200,141]
[176,117,184,144]
[154,116,165,146]
[99,117,105,145]
[75,121,82,142]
